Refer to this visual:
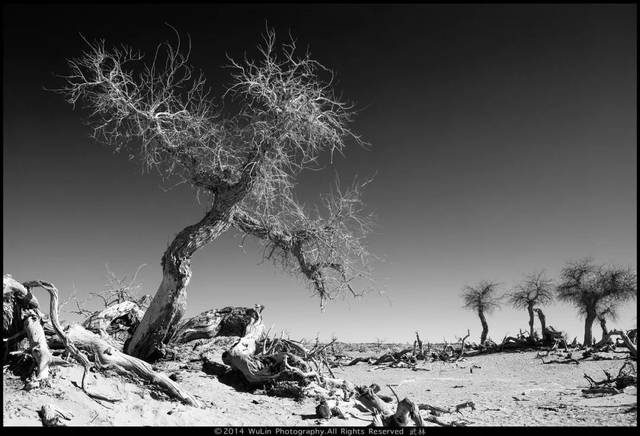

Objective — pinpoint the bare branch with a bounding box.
[508,271,554,310]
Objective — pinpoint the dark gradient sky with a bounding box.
[3,4,637,343]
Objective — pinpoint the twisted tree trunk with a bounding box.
[126,184,249,361]
[478,309,489,344]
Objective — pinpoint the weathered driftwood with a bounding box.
[223,306,311,383]
[221,307,356,404]
[221,306,283,384]
[3,275,52,381]
[172,306,263,343]
[82,300,145,342]
[356,385,426,427]
[594,329,637,358]
[23,280,201,407]
[65,325,201,405]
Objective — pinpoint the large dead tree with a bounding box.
[56,28,374,361]
[556,258,636,346]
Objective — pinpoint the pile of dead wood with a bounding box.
[534,327,637,365]
[344,331,472,370]
[353,383,475,426]
[582,361,637,397]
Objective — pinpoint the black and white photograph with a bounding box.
[2,2,637,427]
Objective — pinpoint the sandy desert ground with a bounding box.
[3,345,636,427]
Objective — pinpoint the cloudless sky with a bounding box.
[3,4,637,344]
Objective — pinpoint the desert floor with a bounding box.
[3,348,637,426]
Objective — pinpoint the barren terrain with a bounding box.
[3,346,636,426]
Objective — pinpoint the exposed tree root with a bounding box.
[23,279,201,407]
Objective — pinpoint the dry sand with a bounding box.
[3,349,636,426]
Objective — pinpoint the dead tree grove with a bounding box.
[56,29,374,362]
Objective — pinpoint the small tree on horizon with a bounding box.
[508,271,554,342]
[56,28,375,361]
[461,280,502,344]
[556,258,636,346]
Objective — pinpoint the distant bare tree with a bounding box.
[461,281,502,344]
[556,258,636,346]
[508,271,554,342]
[56,28,374,361]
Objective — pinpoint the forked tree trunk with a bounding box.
[126,215,230,361]
[126,184,249,361]
[535,308,551,345]
[478,309,489,344]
